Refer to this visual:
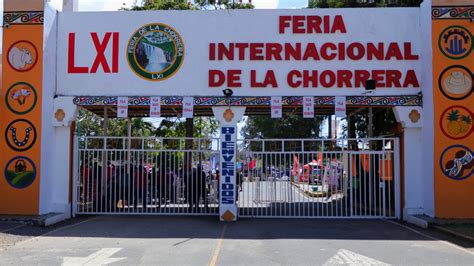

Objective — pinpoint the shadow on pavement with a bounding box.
[1,216,473,249]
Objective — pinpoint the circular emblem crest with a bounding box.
[438,65,473,101]
[5,82,38,115]
[439,145,473,181]
[440,106,473,140]
[438,25,473,60]
[7,40,39,72]
[127,23,184,81]
[4,156,37,189]
[5,119,37,152]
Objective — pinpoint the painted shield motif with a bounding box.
[4,156,37,189]
[127,23,184,81]
[7,40,39,72]
[5,82,38,115]
[439,145,473,181]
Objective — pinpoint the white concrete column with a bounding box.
[62,0,78,11]
[39,3,63,216]
[212,106,246,222]
[393,106,431,219]
[419,0,435,218]
[42,97,78,217]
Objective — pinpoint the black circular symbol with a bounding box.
[5,119,37,152]
[4,156,37,189]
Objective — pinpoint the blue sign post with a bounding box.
[213,106,246,222]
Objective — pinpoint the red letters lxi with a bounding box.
[68,32,119,74]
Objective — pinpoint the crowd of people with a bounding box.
[80,162,222,213]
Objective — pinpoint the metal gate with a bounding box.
[236,138,400,218]
[73,136,220,215]
[73,136,399,219]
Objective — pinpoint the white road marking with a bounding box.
[62,248,126,266]
[323,249,390,266]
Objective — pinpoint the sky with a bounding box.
[1,0,306,53]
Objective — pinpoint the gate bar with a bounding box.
[394,138,401,219]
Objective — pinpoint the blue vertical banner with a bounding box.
[212,106,246,221]
[220,126,237,221]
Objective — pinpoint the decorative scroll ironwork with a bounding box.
[432,6,474,20]
[3,11,44,25]
[74,95,422,107]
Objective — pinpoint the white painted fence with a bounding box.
[236,138,400,218]
[73,136,220,215]
[73,136,400,219]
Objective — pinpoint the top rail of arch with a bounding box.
[73,95,422,107]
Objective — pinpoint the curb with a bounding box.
[433,225,474,243]
[0,212,69,227]
[405,215,429,229]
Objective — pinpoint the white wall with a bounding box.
[39,2,63,214]
[419,0,435,217]
[56,8,423,97]
[403,127,424,216]
[40,3,79,216]
[393,106,427,217]
[395,0,435,219]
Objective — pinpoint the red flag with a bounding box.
[292,154,300,178]
[249,159,256,170]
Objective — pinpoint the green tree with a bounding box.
[194,0,254,9]
[77,109,155,137]
[130,0,254,10]
[154,117,219,138]
[77,108,103,136]
[127,0,198,10]
[242,114,325,139]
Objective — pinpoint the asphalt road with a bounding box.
[0,216,473,265]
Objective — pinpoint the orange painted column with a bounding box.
[1,1,44,214]
[432,1,474,218]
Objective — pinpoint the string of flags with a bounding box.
[116,96,347,118]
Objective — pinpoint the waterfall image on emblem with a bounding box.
[135,32,175,73]
[127,23,184,81]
